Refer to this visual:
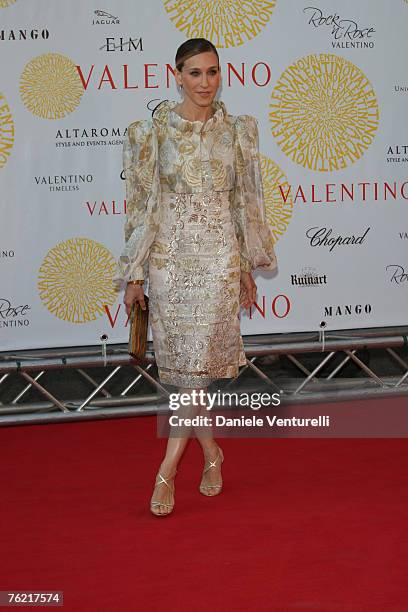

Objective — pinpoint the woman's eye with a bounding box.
[189,70,217,76]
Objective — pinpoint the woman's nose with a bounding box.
[201,73,208,86]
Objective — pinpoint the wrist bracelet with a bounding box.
[129,280,144,286]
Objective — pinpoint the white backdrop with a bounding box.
[1,0,407,351]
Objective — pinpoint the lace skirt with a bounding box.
[147,190,247,388]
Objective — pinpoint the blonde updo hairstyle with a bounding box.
[175,37,220,72]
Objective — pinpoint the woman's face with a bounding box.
[176,51,221,108]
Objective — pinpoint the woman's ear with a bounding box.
[175,69,182,87]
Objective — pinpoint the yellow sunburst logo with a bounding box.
[163,0,277,48]
[269,53,379,171]
[261,155,294,243]
[0,92,14,169]
[20,53,84,119]
[38,238,118,323]
[0,0,17,7]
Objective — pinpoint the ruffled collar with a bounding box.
[153,99,227,133]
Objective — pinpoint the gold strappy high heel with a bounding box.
[199,445,224,496]
[150,470,176,516]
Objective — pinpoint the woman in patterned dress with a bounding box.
[114,38,277,516]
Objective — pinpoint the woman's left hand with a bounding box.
[240,271,257,308]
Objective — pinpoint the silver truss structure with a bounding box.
[1,325,407,426]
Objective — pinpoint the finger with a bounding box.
[138,296,147,311]
[124,298,135,316]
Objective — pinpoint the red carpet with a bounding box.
[1,398,408,611]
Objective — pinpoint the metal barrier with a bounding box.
[1,325,407,426]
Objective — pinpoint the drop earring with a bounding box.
[177,83,183,95]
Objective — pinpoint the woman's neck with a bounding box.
[174,99,215,123]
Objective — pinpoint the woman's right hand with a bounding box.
[124,283,147,318]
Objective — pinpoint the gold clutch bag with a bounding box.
[128,295,149,361]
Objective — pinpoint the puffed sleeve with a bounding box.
[231,115,277,274]
[113,119,160,292]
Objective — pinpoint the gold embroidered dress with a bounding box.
[114,99,277,388]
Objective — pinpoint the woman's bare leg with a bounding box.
[193,387,224,495]
[150,385,202,514]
